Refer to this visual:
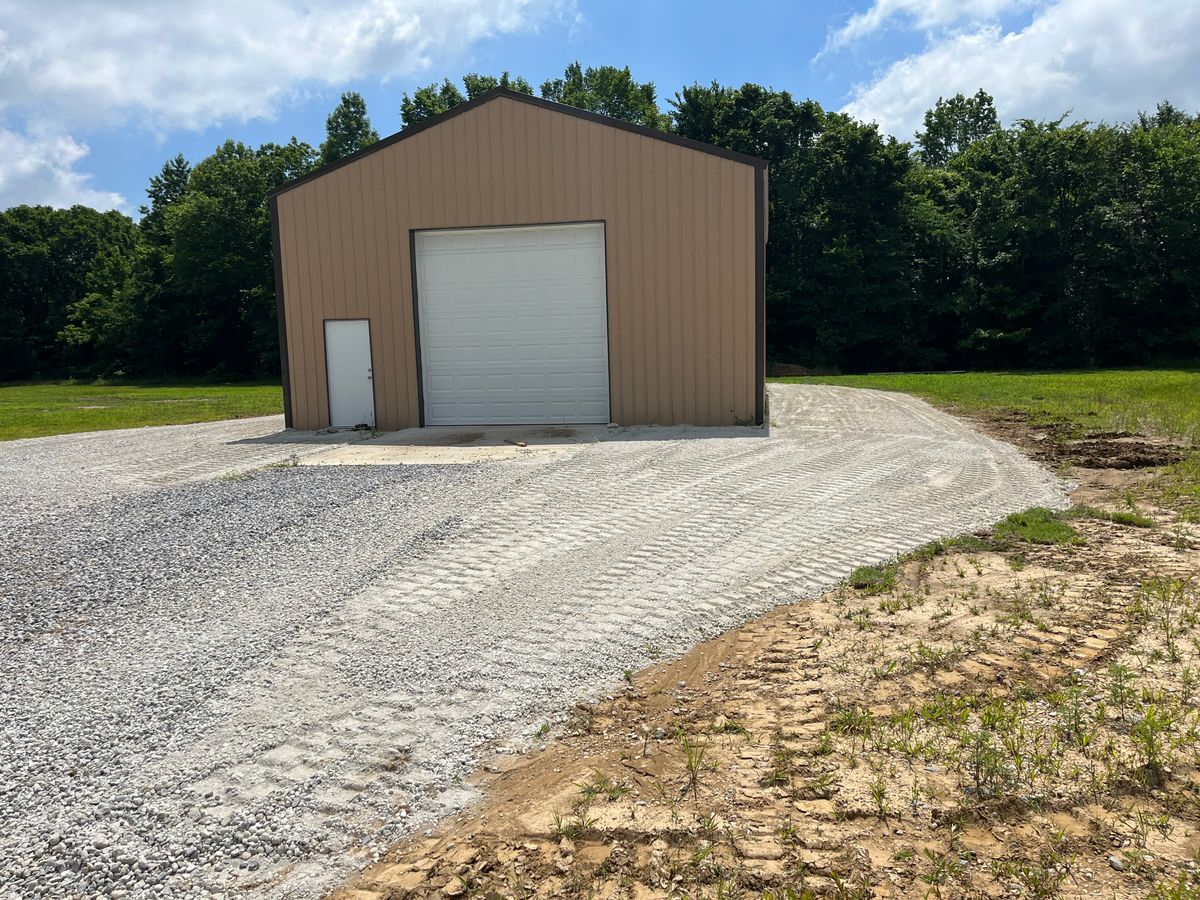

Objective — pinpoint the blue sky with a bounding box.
[1,0,1198,214]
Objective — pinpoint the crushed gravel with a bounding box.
[0,385,1070,898]
[1,465,491,898]
[0,414,356,527]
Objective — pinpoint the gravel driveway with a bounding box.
[0,385,1068,898]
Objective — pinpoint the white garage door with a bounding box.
[414,223,609,426]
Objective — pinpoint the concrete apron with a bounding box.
[300,422,768,465]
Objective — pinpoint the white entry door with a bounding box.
[414,223,609,425]
[324,319,375,428]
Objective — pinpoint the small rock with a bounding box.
[1109,855,1125,872]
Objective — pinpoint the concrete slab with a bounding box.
[301,423,614,465]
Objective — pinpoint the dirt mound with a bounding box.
[969,411,1189,470]
[1068,437,1185,469]
[766,362,816,377]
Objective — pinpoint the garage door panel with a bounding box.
[571,312,607,331]
[416,223,610,426]
[480,229,537,250]
[427,362,608,382]
[567,250,605,276]
[538,230,575,247]
[543,343,586,362]
[431,402,609,426]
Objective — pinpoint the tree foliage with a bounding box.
[463,71,533,99]
[401,64,666,129]
[400,78,468,127]
[400,72,534,126]
[540,62,670,129]
[0,138,317,380]
[166,138,317,375]
[138,154,191,241]
[1,72,1198,383]
[673,83,1200,371]
[916,90,1000,166]
[0,206,140,379]
[319,92,379,165]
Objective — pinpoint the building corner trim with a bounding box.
[753,162,768,426]
[269,195,294,429]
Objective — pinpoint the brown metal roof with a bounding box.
[269,87,767,199]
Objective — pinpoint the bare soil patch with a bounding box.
[334,419,1200,899]
[956,408,1187,472]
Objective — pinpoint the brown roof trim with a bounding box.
[269,88,767,199]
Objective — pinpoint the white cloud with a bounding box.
[823,0,1028,53]
[0,125,125,210]
[0,0,570,131]
[841,0,1200,139]
[0,0,570,208]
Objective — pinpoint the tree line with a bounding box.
[1,63,1197,383]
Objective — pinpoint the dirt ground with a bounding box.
[333,413,1200,899]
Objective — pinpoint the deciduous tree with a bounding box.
[916,90,1000,166]
[463,71,533,99]
[541,63,670,129]
[400,79,467,127]
[319,92,379,165]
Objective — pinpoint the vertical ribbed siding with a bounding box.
[276,95,758,430]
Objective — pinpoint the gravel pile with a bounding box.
[0,386,1070,898]
[1,465,493,898]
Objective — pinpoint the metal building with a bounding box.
[270,88,767,430]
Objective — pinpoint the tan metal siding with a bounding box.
[276,95,758,430]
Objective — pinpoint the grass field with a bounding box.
[0,381,283,441]
[771,369,1200,446]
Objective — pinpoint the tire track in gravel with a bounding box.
[0,386,1069,899]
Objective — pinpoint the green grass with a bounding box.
[1156,455,1200,523]
[1104,510,1157,527]
[771,370,1200,446]
[905,534,992,560]
[0,381,284,441]
[1068,506,1157,528]
[849,564,898,594]
[858,509,1094,582]
[993,507,1083,545]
